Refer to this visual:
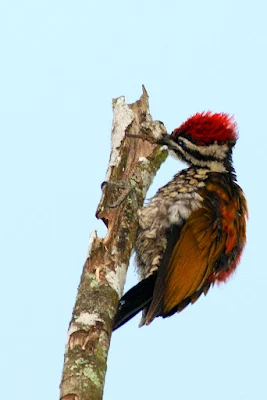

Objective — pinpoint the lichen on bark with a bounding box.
[59,86,168,400]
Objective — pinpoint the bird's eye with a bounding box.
[177,139,184,148]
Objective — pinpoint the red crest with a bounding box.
[172,112,238,145]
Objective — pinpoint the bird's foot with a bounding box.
[101,180,138,208]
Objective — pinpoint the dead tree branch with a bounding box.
[59,86,168,400]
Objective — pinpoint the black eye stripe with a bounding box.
[173,138,223,162]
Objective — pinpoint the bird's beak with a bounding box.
[157,133,176,151]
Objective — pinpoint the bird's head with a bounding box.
[159,112,238,171]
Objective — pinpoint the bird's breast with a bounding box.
[135,167,209,279]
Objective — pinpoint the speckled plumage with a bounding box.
[136,167,207,280]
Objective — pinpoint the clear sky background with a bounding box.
[1,1,266,399]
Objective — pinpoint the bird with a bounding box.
[113,111,248,330]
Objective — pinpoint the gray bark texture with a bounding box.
[59,86,168,400]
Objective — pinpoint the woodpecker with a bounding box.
[113,112,248,330]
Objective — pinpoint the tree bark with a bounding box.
[59,86,168,400]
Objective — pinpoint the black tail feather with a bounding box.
[113,273,157,331]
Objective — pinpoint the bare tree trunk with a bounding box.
[59,86,168,400]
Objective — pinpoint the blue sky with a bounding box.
[1,1,266,399]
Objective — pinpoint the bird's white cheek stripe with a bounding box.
[169,137,229,160]
[180,137,229,159]
[170,148,226,172]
